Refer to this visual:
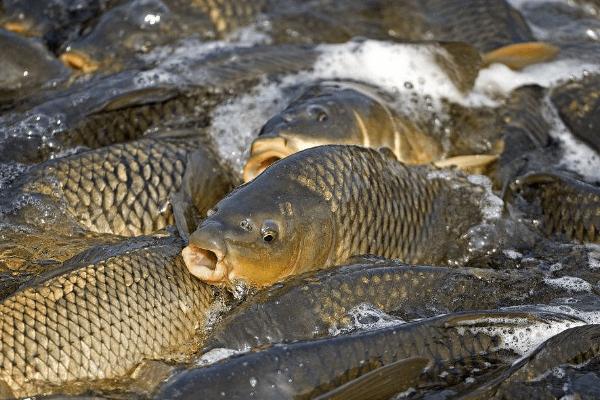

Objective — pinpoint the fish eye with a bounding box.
[261,220,279,243]
[307,105,328,122]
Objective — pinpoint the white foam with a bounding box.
[468,174,504,222]
[586,245,600,269]
[329,303,405,336]
[208,81,290,173]
[456,314,585,356]
[313,41,468,106]
[196,348,241,366]
[543,96,600,180]
[503,249,523,259]
[544,276,593,293]
[474,60,599,98]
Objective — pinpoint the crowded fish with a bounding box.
[0,0,599,398]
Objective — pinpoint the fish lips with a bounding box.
[182,243,229,284]
[243,136,292,182]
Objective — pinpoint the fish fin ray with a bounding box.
[314,357,429,400]
[482,42,559,70]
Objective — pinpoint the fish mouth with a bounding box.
[243,137,292,182]
[182,245,228,283]
[60,51,99,73]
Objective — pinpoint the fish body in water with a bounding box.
[157,310,577,399]
[551,73,600,154]
[0,235,214,399]
[506,172,600,243]
[7,131,234,237]
[207,260,576,351]
[0,29,68,107]
[245,59,556,182]
[463,324,600,399]
[185,145,486,287]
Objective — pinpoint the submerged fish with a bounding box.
[464,324,600,399]
[551,73,600,154]
[505,171,600,243]
[244,54,556,182]
[7,130,234,237]
[206,260,575,351]
[0,29,69,107]
[184,145,487,287]
[157,310,577,399]
[0,234,215,399]
[59,0,269,72]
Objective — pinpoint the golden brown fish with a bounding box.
[7,130,234,237]
[0,234,214,399]
[184,145,487,287]
[243,41,557,182]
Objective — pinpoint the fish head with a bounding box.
[183,162,335,287]
[243,82,393,182]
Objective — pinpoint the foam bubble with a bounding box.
[196,348,240,366]
[473,60,599,97]
[456,314,585,356]
[544,276,593,293]
[468,174,504,222]
[543,97,600,180]
[329,303,405,336]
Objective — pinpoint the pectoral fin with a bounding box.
[315,357,429,400]
[482,42,560,70]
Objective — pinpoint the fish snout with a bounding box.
[182,223,229,284]
[243,136,292,182]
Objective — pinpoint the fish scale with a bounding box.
[290,147,460,264]
[0,237,212,398]
[20,136,202,236]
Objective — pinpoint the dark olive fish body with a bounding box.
[0,235,213,398]
[186,145,485,286]
[507,172,600,243]
[53,90,220,151]
[207,261,575,351]
[14,133,233,236]
[465,324,600,399]
[551,73,600,153]
[157,310,574,399]
[415,0,534,53]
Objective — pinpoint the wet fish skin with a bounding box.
[415,0,534,53]
[206,260,576,351]
[463,324,600,399]
[186,145,485,287]
[13,132,233,237]
[0,235,214,399]
[157,310,572,399]
[0,29,69,107]
[506,172,600,243]
[60,0,270,72]
[245,81,440,181]
[551,73,600,154]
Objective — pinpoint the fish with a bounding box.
[551,73,600,154]
[244,66,555,183]
[7,130,234,237]
[206,260,576,351]
[0,234,215,399]
[0,29,69,108]
[505,171,600,243]
[59,0,269,73]
[462,324,600,399]
[0,44,319,165]
[184,144,487,287]
[156,310,577,399]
